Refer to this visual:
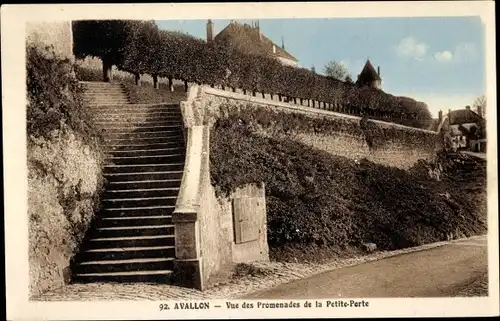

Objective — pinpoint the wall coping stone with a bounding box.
[201,86,438,135]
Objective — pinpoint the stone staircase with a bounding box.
[81,81,131,106]
[71,83,186,283]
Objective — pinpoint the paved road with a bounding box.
[244,236,488,299]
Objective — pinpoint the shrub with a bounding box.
[210,117,487,259]
[26,43,102,145]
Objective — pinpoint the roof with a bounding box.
[449,108,483,125]
[357,60,381,82]
[213,21,298,62]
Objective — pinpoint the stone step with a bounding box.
[102,205,176,217]
[95,115,183,123]
[97,215,173,228]
[106,154,185,166]
[101,129,183,140]
[105,147,185,158]
[83,88,128,92]
[105,137,184,147]
[102,195,178,208]
[85,99,130,106]
[103,187,180,199]
[83,91,128,95]
[104,163,185,173]
[82,85,127,90]
[104,172,184,183]
[91,224,175,238]
[83,82,125,85]
[105,141,183,151]
[84,92,128,95]
[95,120,182,127]
[87,104,180,111]
[84,94,129,99]
[87,235,175,249]
[96,110,182,117]
[72,269,173,284]
[98,126,184,136]
[73,257,174,274]
[86,99,131,104]
[107,178,182,189]
[76,245,176,262]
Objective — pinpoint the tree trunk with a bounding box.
[153,75,159,89]
[168,76,174,92]
[102,59,112,82]
[184,80,188,92]
[135,73,141,86]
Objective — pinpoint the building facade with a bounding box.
[206,20,299,67]
[447,106,486,152]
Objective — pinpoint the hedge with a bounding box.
[72,20,433,129]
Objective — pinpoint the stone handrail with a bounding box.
[171,85,211,289]
[173,126,205,217]
[205,84,426,128]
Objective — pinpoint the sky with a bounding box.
[156,17,486,118]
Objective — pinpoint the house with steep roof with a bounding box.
[447,106,486,152]
[356,59,382,89]
[206,20,299,67]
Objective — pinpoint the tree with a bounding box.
[323,61,351,81]
[121,21,161,86]
[472,94,486,118]
[72,20,137,82]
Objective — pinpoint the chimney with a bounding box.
[273,44,276,54]
[377,66,380,77]
[282,36,285,50]
[438,110,443,124]
[206,19,214,43]
[478,105,483,118]
[465,105,471,110]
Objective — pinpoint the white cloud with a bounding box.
[395,37,428,60]
[433,50,453,62]
[433,42,478,63]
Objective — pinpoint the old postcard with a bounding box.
[2,1,499,319]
